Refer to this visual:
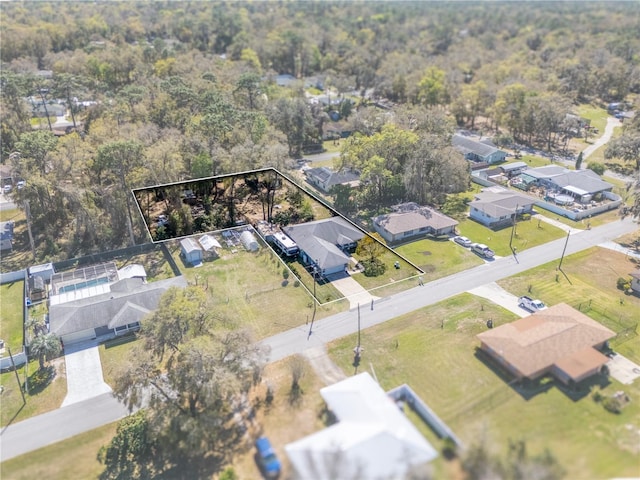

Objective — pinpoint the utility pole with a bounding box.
[7,347,26,405]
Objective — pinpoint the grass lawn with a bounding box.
[169,241,346,339]
[99,337,140,388]
[0,421,117,480]
[456,215,566,257]
[0,358,67,427]
[395,237,484,282]
[498,247,640,363]
[328,293,640,479]
[576,104,609,135]
[1,280,25,352]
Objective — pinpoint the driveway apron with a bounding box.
[61,340,112,407]
[469,282,530,318]
[326,272,378,309]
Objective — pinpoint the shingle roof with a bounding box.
[373,208,458,235]
[180,237,202,254]
[470,188,536,218]
[306,167,360,189]
[283,217,364,271]
[453,134,503,158]
[49,276,188,336]
[524,167,613,195]
[477,303,615,381]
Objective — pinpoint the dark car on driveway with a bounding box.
[255,436,281,479]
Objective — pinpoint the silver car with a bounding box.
[453,236,472,248]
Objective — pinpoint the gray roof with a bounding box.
[306,167,360,189]
[524,166,612,195]
[180,237,202,254]
[452,134,504,158]
[470,189,536,218]
[0,221,14,241]
[283,217,364,271]
[501,161,528,172]
[49,276,188,336]
[373,208,458,235]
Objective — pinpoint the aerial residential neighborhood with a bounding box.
[1,3,640,480]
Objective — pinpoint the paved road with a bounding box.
[582,116,621,161]
[0,393,129,462]
[1,217,637,461]
[260,218,638,362]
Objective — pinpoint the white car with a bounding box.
[453,236,472,248]
[3,185,12,194]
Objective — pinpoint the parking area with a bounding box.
[607,353,640,385]
[469,282,530,318]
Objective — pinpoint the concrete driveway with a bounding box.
[326,272,378,309]
[61,340,112,407]
[607,353,640,385]
[469,282,530,318]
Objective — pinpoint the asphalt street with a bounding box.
[0,217,637,462]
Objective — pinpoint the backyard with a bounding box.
[328,293,640,479]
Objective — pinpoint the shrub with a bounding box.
[283,268,290,280]
[602,396,622,414]
[361,258,387,277]
[617,277,630,291]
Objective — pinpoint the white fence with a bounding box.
[0,269,26,284]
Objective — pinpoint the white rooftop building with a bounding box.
[285,373,438,480]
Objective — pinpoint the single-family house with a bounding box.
[372,206,458,244]
[180,237,203,265]
[453,134,507,164]
[469,187,536,229]
[630,270,640,294]
[477,303,615,385]
[305,167,360,194]
[283,217,364,277]
[49,275,188,345]
[285,372,438,480]
[520,166,613,203]
[0,221,14,252]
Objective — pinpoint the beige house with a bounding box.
[477,303,615,385]
[372,206,458,244]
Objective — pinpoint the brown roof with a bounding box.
[477,303,615,381]
[373,209,458,235]
[554,346,609,381]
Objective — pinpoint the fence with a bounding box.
[387,383,463,449]
[52,242,162,272]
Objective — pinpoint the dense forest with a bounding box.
[1,1,639,262]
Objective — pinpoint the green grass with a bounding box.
[328,293,640,479]
[99,339,140,388]
[1,280,25,352]
[0,421,118,480]
[576,104,609,134]
[169,242,346,339]
[498,247,640,362]
[1,359,67,427]
[456,215,566,257]
[395,237,484,282]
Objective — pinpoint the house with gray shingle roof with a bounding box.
[305,167,360,194]
[521,166,613,202]
[470,187,536,229]
[49,275,187,345]
[372,204,458,244]
[453,134,507,164]
[283,217,364,277]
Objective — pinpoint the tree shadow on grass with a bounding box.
[27,365,55,396]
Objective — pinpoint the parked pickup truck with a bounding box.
[518,296,547,312]
[471,243,495,259]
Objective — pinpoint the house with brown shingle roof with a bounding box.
[372,203,458,244]
[476,303,615,385]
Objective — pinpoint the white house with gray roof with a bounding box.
[453,134,507,164]
[470,187,536,229]
[49,275,187,345]
[305,167,360,193]
[283,217,364,277]
[519,166,613,202]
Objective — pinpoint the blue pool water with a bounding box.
[58,276,110,293]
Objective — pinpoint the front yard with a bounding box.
[328,293,640,479]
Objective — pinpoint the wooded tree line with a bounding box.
[1,2,639,261]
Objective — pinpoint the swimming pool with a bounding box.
[58,276,110,293]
